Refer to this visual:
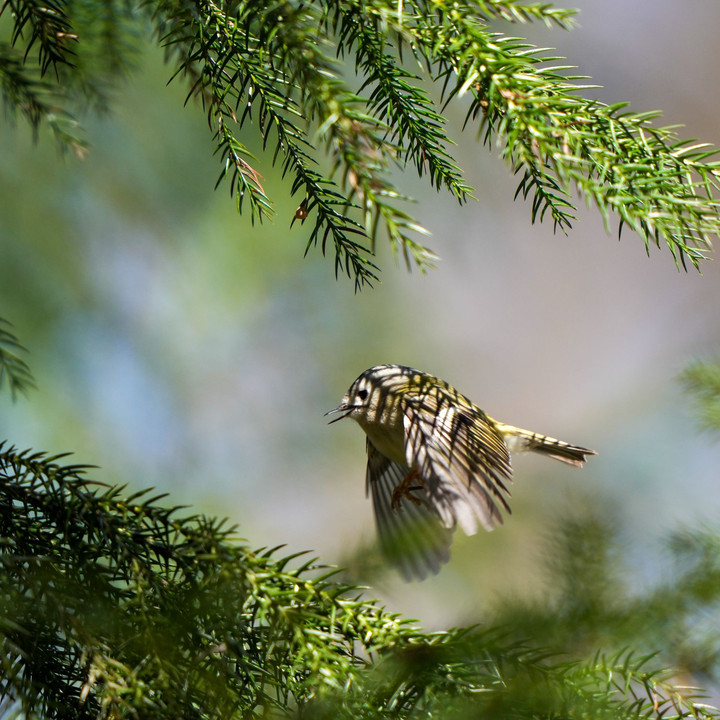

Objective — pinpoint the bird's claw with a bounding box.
[390,470,424,510]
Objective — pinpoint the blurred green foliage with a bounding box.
[681,361,720,436]
[0,320,35,400]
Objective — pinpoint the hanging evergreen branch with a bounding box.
[0,318,35,400]
[3,0,720,282]
[0,0,77,73]
[331,9,471,200]
[402,0,720,267]
[0,43,86,153]
[468,0,578,27]
[60,0,142,112]
[159,0,437,286]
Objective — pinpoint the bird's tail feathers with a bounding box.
[498,424,596,467]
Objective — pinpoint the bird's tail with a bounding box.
[496,424,596,467]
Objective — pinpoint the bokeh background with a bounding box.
[2,0,720,626]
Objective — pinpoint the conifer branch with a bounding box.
[61,0,141,112]
[2,445,720,718]
[0,0,77,73]
[161,0,389,286]
[0,43,86,153]
[0,318,35,400]
[3,0,720,282]
[404,2,719,266]
[467,0,578,28]
[331,7,471,201]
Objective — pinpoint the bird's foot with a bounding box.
[391,470,424,510]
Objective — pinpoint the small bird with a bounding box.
[327,364,596,581]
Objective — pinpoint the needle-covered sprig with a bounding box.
[2,441,720,718]
[3,0,720,285]
[0,318,35,400]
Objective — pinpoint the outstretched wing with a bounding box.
[402,386,513,536]
[366,439,454,581]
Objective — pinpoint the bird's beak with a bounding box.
[325,404,351,424]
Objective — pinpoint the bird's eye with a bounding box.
[357,388,369,401]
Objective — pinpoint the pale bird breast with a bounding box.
[356,402,407,465]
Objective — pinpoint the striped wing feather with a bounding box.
[366,440,454,581]
[401,387,514,536]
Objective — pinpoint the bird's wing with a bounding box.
[366,439,454,581]
[401,388,513,535]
